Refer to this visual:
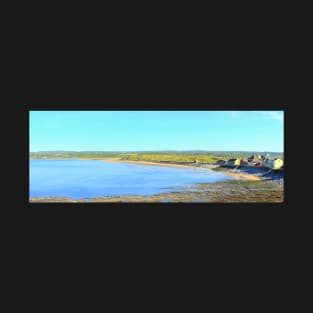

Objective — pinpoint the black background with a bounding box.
[2,0,309,304]
[4,9,305,300]
[7,32,298,268]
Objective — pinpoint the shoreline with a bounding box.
[99,158,262,181]
[30,157,262,181]
[99,157,205,169]
[215,170,261,181]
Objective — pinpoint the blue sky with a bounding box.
[29,111,284,152]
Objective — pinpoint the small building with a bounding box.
[227,158,241,166]
[248,155,255,162]
[263,158,284,170]
[248,154,263,162]
[248,154,263,166]
[216,160,226,166]
[240,158,248,165]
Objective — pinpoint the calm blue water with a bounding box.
[30,159,232,199]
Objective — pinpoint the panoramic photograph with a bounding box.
[29,110,284,203]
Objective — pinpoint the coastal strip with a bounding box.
[99,157,203,169]
[99,158,262,181]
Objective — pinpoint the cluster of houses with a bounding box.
[219,154,284,170]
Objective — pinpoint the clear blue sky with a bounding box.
[30,111,284,152]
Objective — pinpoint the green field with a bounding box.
[119,153,224,163]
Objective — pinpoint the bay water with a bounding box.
[30,159,232,199]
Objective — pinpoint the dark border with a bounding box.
[26,103,286,208]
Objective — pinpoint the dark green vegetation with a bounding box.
[30,179,283,203]
[30,151,284,161]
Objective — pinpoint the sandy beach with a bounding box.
[99,158,262,181]
[100,157,203,169]
[217,171,261,181]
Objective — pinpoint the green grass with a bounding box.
[119,153,224,163]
